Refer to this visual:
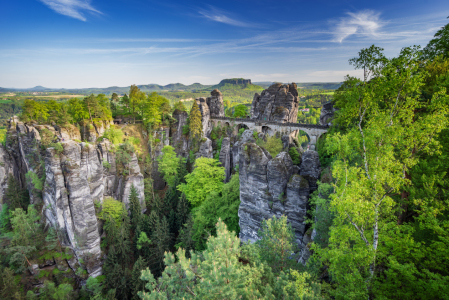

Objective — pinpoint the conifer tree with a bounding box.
[176,193,190,232]
[189,101,202,140]
[149,216,171,276]
[5,176,29,211]
[131,256,148,300]
[128,185,142,232]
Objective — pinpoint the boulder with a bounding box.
[250,83,299,123]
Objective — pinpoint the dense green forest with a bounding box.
[1,18,448,300]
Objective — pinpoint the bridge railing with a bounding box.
[210,116,329,130]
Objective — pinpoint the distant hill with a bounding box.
[0,83,213,95]
[0,81,342,95]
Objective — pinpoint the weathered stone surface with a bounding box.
[232,129,257,170]
[0,145,14,211]
[196,98,211,137]
[196,137,213,159]
[239,143,272,243]
[219,137,232,182]
[239,146,311,253]
[285,174,310,245]
[319,101,336,126]
[80,121,111,143]
[300,150,321,192]
[250,83,299,123]
[171,110,189,158]
[4,116,145,277]
[206,89,225,117]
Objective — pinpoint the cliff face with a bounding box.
[250,83,299,123]
[319,101,336,126]
[3,117,145,277]
[238,132,321,253]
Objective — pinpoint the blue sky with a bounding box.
[1,0,448,88]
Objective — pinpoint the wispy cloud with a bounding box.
[333,10,383,42]
[40,0,102,21]
[198,6,256,27]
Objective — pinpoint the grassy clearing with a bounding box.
[0,100,12,103]
[320,92,335,95]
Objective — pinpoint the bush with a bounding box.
[103,127,124,145]
[99,197,125,225]
[128,136,140,146]
[25,171,44,191]
[288,147,301,165]
[257,135,283,157]
[103,160,111,170]
[49,142,64,154]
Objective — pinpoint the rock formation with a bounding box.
[219,137,232,182]
[250,83,299,123]
[219,78,251,85]
[170,109,190,158]
[206,89,225,118]
[319,101,336,126]
[3,116,145,277]
[238,131,320,250]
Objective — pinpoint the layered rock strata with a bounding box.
[250,83,299,123]
[239,136,320,249]
[4,117,145,277]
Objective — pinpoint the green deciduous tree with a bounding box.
[189,101,202,140]
[177,157,224,207]
[315,45,449,299]
[157,145,185,188]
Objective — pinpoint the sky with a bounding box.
[1,0,448,88]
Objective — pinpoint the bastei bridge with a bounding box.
[210,116,329,150]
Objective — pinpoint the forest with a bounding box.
[0,17,448,300]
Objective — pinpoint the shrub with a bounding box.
[257,136,283,157]
[25,171,44,191]
[182,124,190,135]
[128,136,141,146]
[103,127,124,145]
[99,197,125,225]
[49,142,63,154]
[288,147,301,165]
[103,160,111,170]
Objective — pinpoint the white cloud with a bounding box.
[198,6,256,27]
[334,10,383,43]
[40,0,101,21]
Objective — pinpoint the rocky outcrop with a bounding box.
[80,121,111,143]
[196,98,211,138]
[239,138,320,250]
[219,137,232,182]
[196,137,213,159]
[4,116,145,277]
[0,145,14,211]
[300,150,321,193]
[171,110,189,158]
[250,83,299,123]
[206,89,225,117]
[219,78,251,85]
[319,101,336,126]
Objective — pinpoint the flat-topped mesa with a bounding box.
[250,83,299,123]
[219,78,251,85]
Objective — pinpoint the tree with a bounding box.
[256,215,298,276]
[157,145,184,188]
[233,104,249,118]
[173,101,186,112]
[141,92,170,127]
[131,256,147,300]
[177,157,225,207]
[139,219,268,300]
[83,94,99,122]
[4,176,29,211]
[189,101,202,140]
[423,17,449,60]
[129,85,146,123]
[317,45,449,299]
[128,185,142,232]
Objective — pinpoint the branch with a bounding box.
[347,213,370,248]
[358,105,371,180]
[389,81,406,125]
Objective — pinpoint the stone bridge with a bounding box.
[210,117,328,150]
